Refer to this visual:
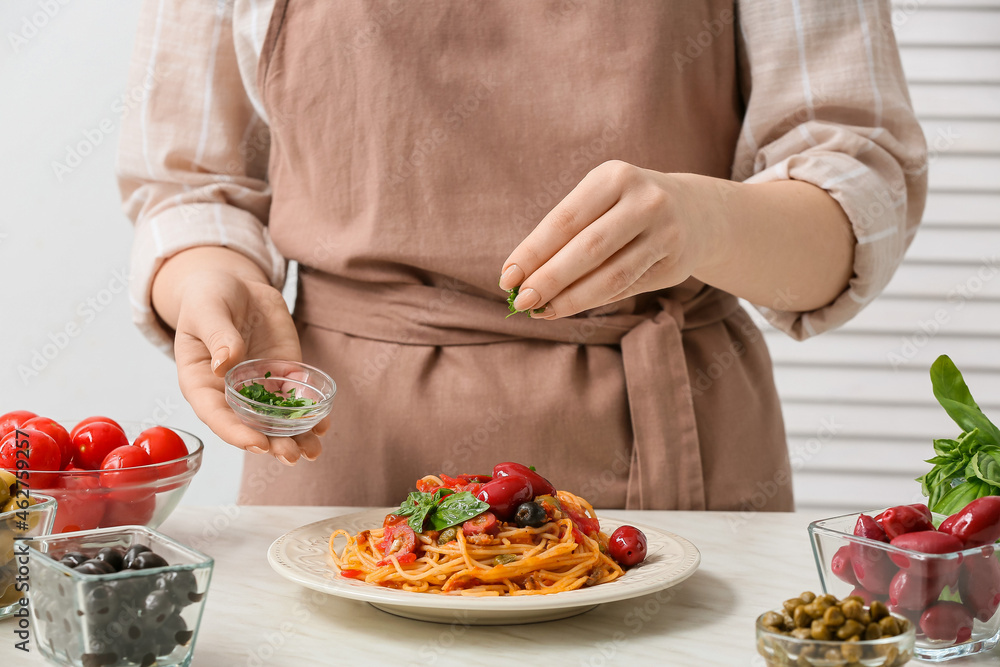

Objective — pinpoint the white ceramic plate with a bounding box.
[267,509,700,625]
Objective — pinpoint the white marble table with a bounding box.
[4,507,998,666]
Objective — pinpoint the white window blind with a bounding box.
[752,1,1000,512]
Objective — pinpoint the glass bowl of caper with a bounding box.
[756,592,915,667]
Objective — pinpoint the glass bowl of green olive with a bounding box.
[756,592,915,667]
[0,488,57,619]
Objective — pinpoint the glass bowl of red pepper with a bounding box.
[809,499,1000,661]
[225,359,336,437]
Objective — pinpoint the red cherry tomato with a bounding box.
[959,551,1000,622]
[875,504,935,540]
[475,477,532,520]
[134,426,189,485]
[101,493,155,527]
[939,496,1000,549]
[920,601,974,643]
[51,469,106,532]
[492,462,555,497]
[609,525,647,567]
[21,417,73,470]
[69,416,124,442]
[462,512,499,536]
[831,546,858,586]
[0,428,62,488]
[100,445,156,502]
[0,411,38,440]
[72,421,129,470]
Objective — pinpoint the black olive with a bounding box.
[59,552,89,568]
[94,547,125,572]
[155,613,189,654]
[75,560,115,576]
[514,502,547,528]
[83,584,120,618]
[138,589,176,626]
[129,551,169,571]
[155,569,199,607]
[122,545,152,570]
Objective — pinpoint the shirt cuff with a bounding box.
[128,204,287,355]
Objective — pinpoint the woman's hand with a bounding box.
[499,161,724,319]
[153,247,327,465]
[499,160,854,317]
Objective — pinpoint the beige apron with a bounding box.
[239,0,793,511]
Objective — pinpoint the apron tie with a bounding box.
[296,268,738,510]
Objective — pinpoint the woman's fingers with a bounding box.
[179,291,248,376]
[534,237,665,318]
[499,161,626,296]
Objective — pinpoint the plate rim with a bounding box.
[267,508,700,612]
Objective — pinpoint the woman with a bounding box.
[119,1,927,510]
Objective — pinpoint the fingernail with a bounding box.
[499,264,525,291]
[212,347,230,372]
[277,454,296,466]
[535,309,557,320]
[512,287,541,311]
[247,445,268,455]
[302,452,319,462]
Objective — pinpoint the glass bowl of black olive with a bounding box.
[25,525,213,667]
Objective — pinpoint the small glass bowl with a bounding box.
[29,423,203,533]
[26,525,213,667]
[756,611,915,666]
[225,358,336,436]
[810,509,1000,662]
[0,493,57,619]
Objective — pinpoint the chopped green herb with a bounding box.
[504,285,546,319]
[238,379,315,418]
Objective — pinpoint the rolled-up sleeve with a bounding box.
[117,0,283,354]
[734,0,928,340]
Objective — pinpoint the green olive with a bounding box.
[437,527,457,545]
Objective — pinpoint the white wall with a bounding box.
[2,1,997,511]
[0,1,244,506]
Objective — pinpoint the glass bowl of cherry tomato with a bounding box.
[0,412,203,534]
[224,359,336,437]
[26,525,213,667]
[0,489,58,619]
[809,502,1000,661]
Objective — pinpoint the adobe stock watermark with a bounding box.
[727,415,844,532]
[579,586,682,667]
[51,63,168,182]
[17,267,131,385]
[7,0,71,54]
[341,0,406,54]
[887,254,1000,369]
[407,611,477,666]
[672,7,735,71]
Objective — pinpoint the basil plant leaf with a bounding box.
[930,356,1000,446]
[934,479,990,515]
[969,450,1000,489]
[427,492,490,531]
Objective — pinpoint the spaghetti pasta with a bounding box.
[330,474,625,596]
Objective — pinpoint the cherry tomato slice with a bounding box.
[22,417,73,470]
[462,512,499,536]
[0,428,62,488]
[0,411,38,441]
[72,421,129,470]
[376,522,417,566]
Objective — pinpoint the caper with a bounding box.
[865,622,882,640]
[437,528,457,545]
[841,599,863,620]
[837,619,864,640]
[810,619,833,641]
[762,611,784,628]
[783,598,803,615]
[878,615,900,637]
[793,606,811,628]
[869,600,889,622]
[493,554,517,566]
[823,606,845,627]
[791,627,812,640]
[841,638,863,662]
[799,591,816,604]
